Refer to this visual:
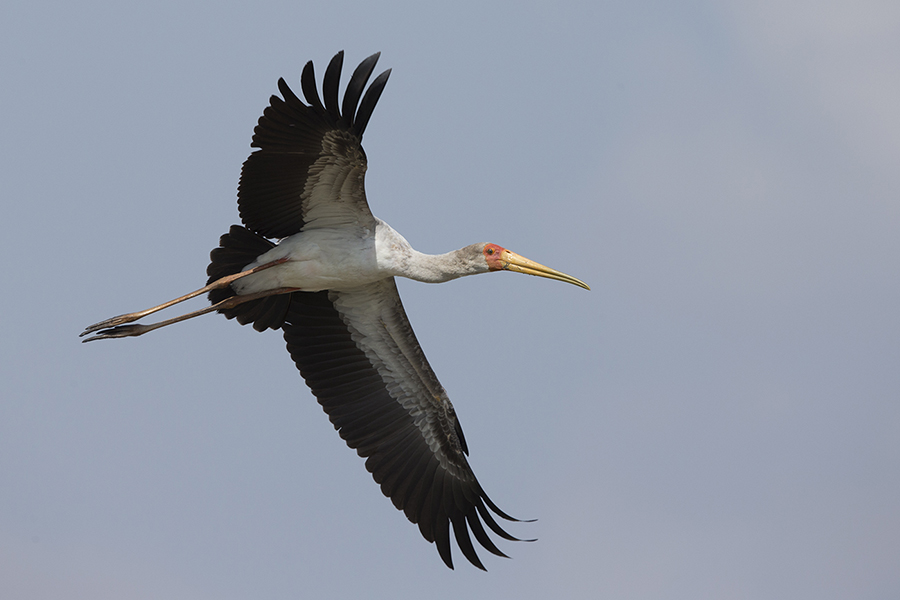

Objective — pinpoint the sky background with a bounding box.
[2,1,898,598]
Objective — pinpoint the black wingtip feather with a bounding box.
[322,51,344,120]
[277,77,302,107]
[451,513,486,571]
[300,61,324,112]
[466,511,511,559]
[475,500,530,543]
[353,68,390,138]
[482,489,530,523]
[433,508,454,569]
[340,52,380,129]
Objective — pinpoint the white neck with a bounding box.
[399,247,488,284]
[375,219,487,284]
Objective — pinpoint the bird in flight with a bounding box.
[82,51,589,569]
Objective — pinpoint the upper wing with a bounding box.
[281,280,526,569]
[238,51,391,239]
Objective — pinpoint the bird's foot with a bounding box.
[80,323,155,342]
[81,313,144,337]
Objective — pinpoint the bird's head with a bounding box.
[481,243,590,290]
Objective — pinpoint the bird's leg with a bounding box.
[80,286,301,342]
[80,257,291,339]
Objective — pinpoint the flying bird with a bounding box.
[81,51,589,570]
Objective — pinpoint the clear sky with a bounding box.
[2,1,898,598]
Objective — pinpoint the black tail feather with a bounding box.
[207,225,290,331]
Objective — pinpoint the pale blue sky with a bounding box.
[2,1,898,598]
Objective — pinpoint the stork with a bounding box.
[81,51,589,570]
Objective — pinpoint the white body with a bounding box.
[233,218,488,294]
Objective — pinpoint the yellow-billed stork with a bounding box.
[81,51,589,570]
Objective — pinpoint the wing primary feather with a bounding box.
[322,51,344,120]
[451,512,486,571]
[353,69,391,138]
[433,507,453,570]
[276,77,303,108]
[482,490,533,523]
[300,60,324,112]
[340,52,380,129]
[475,501,532,543]
[466,511,510,559]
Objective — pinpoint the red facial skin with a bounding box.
[483,243,508,271]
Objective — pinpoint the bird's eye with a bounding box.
[486,247,494,255]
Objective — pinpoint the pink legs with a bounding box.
[80,258,297,342]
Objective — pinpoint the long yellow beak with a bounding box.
[500,249,590,290]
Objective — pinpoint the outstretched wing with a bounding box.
[210,53,526,568]
[238,51,391,239]
[282,281,527,569]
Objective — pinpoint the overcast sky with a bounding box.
[2,1,898,598]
